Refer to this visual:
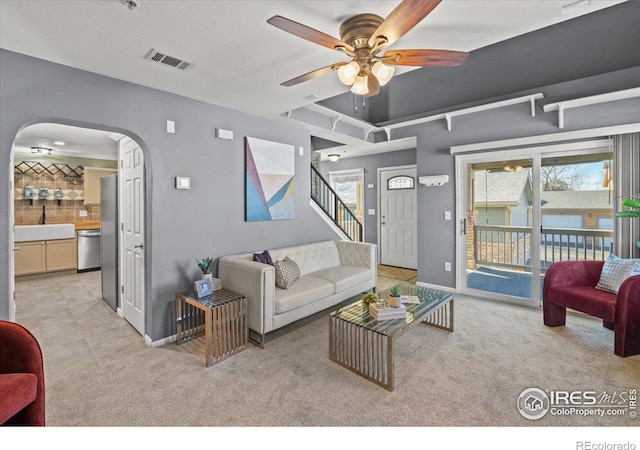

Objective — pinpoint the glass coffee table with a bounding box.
[329,283,454,391]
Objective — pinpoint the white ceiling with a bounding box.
[0,0,626,159]
[13,123,121,161]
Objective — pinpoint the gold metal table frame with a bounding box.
[329,284,454,391]
[176,288,248,367]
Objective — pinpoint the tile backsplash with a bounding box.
[14,172,100,224]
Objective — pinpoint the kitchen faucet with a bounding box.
[38,204,46,225]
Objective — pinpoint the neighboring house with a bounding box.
[474,170,533,227]
[540,190,614,230]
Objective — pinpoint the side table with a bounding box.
[176,288,248,367]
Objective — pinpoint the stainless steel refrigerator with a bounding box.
[100,174,118,311]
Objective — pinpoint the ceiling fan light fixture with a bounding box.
[371,61,394,86]
[327,154,340,162]
[503,165,523,172]
[337,61,360,85]
[351,74,369,95]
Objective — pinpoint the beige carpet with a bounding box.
[42,294,639,427]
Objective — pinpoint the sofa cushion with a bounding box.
[308,266,373,294]
[275,276,335,314]
[270,241,341,276]
[596,254,640,294]
[252,250,274,266]
[274,257,300,289]
[548,285,617,322]
[0,373,38,424]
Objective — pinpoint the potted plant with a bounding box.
[196,257,213,280]
[361,292,379,304]
[388,284,402,307]
[616,196,640,249]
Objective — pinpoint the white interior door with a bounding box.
[379,166,417,269]
[119,137,145,335]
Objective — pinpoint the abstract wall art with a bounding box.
[245,137,295,221]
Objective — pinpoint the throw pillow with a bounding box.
[253,250,274,266]
[274,257,300,289]
[595,254,640,294]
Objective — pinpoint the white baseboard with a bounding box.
[416,281,458,293]
[146,334,176,347]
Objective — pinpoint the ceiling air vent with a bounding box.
[145,49,192,71]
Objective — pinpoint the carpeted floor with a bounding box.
[42,293,639,427]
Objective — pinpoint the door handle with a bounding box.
[381,221,386,225]
[134,244,144,249]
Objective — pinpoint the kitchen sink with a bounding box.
[15,224,76,242]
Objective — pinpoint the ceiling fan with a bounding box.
[267,0,469,97]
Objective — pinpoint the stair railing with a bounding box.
[311,165,363,242]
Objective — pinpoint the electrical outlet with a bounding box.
[79,210,88,217]
[444,262,451,272]
[444,211,451,220]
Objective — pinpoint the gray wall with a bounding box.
[0,49,337,340]
[318,1,640,289]
[392,68,640,288]
[319,149,416,245]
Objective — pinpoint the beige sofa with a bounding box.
[218,240,376,345]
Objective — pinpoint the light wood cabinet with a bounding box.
[45,239,77,272]
[15,238,77,276]
[84,168,117,205]
[14,241,46,276]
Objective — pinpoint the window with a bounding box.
[388,176,414,190]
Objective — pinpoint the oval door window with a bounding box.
[388,175,414,190]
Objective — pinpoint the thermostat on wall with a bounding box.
[175,177,190,190]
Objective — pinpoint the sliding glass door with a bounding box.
[457,143,613,306]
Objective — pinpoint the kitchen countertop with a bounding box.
[17,221,101,231]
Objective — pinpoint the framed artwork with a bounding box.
[194,279,213,298]
[245,137,295,221]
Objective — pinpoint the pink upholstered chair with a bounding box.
[0,321,45,426]
[543,260,640,357]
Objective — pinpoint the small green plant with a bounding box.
[389,285,401,297]
[196,257,213,274]
[361,292,379,304]
[616,196,640,249]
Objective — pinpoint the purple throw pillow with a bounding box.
[253,250,274,266]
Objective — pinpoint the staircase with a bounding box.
[311,165,363,242]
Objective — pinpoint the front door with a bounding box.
[380,166,417,269]
[120,137,145,335]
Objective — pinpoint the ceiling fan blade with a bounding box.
[366,75,380,97]
[268,15,354,53]
[368,0,442,49]
[383,49,469,66]
[281,62,347,87]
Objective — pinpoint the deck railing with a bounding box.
[311,165,363,242]
[474,225,613,271]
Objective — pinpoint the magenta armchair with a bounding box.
[0,321,45,426]
[543,260,640,357]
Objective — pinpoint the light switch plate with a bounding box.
[444,211,452,220]
[367,184,375,189]
[175,177,190,190]
[166,120,175,134]
[368,209,376,215]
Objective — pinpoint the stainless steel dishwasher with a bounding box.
[77,229,101,271]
